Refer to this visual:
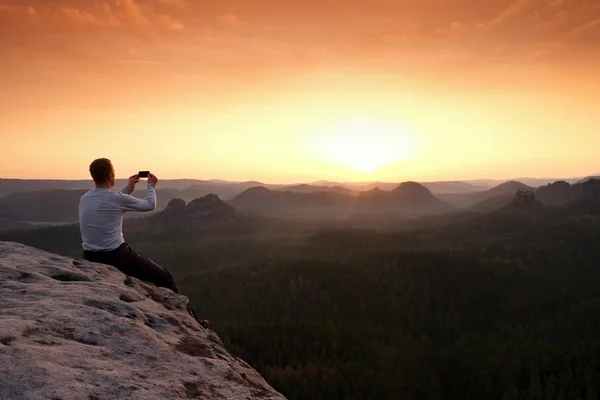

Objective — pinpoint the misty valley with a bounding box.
[2,177,600,400]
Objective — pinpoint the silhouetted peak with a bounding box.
[393,181,431,195]
[504,188,542,212]
[582,178,600,200]
[185,194,237,218]
[549,180,571,188]
[283,184,315,193]
[535,180,576,205]
[240,181,265,187]
[188,193,222,207]
[242,186,271,195]
[358,187,383,198]
[155,194,239,230]
[165,198,186,210]
[487,181,531,196]
[497,180,527,189]
[577,175,600,184]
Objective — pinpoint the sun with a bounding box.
[314,116,420,174]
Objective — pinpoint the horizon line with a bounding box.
[1,174,596,186]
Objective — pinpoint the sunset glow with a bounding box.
[311,117,421,174]
[1,0,599,182]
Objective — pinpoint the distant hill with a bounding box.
[463,177,582,189]
[0,179,92,196]
[486,181,533,197]
[355,182,455,216]
[440,181,533,209]
[0,190,87,223]
[470,194,515,213]
[229,187,355,217]
[0,187,204,223]
[228,182,457,217]
[470,178,600,213]
[535,181,578,206]
[576,175,600,184]
[420,181,487,194]
[0,178,211,196]
[311,180,484,194]
[319,181,402,192]
[282,184,358,196]
[529,178,599,209]
[184,181,285,200]
[0,178,287,199]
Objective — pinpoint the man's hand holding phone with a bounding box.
[136,171,157,187]
[147,173,158,187]
[127,174,141,191]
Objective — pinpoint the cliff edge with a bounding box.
[0,241,286,400]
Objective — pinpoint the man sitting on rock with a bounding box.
[77,158,182,293]
[77,158,209,328]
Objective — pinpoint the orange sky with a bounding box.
[1,0,599,183]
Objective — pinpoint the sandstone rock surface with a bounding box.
[0,241,286,400]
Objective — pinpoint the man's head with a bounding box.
[89,158,115,188]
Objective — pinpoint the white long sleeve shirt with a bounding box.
[78,184,156,251]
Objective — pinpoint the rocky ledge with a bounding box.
[0,241,286,400]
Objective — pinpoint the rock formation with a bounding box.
[356,182,454,215]
[149,194,240,232]
[0,241,286,400]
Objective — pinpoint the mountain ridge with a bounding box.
[4,174,594,198]
[231,181,455,217]
[2,177,599,224]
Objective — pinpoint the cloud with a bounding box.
[0,0,185,34]
[487,0,532,28]
[529,12,600,61]
[565,16,600,38]
[218,14,239,25]
[2,0,600,76]
[156,0,186,8]
[0,4,13,13]
[115,0,153,29]
[0,3,28,15]
[58,7,121,28]
[536,10,569,29]
[159,14,185,31]
[549,0,567,9]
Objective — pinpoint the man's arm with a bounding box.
[117,184,157,212]
[121,174,140,195]
[121,185,134,195]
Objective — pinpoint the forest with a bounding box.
[2,196,600,400]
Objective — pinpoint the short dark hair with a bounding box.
[89,158,114,184]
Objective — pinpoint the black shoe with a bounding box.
[199,319,210,329]
[188,308,210,329]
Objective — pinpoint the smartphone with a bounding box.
[138,171,150,178]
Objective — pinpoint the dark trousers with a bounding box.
[83,242,181,294]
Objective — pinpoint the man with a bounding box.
[78,158,181,293]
